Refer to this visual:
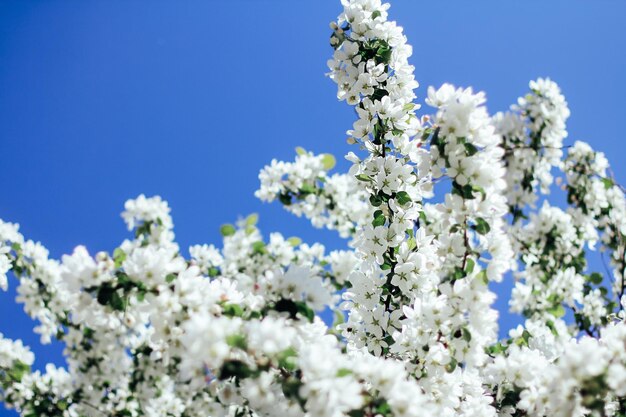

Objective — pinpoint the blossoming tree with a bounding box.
[2,1,626,417]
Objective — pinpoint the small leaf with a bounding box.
[165,273,177,283]
[222,303,244,317]
[395,191,411,205]
[220,224,236,237]
[601,177,614,189]
[474,218,491,235]
[277,347,298,371]
[369,194,383,207]
[295,301,315,323]
[547,304,566,318]
[295,146,307,156]
[588,272,603,285]
[336,368,353,377]
[300,183,316,195]
[226,334,248,350]
[287,237,302,247]
[462,327,472,342]
[356,174,372,182]
[113,248,126,269]
[372,215,386,228]
[7,361,30,382]
[96,284,114,306]
[446,357,458,372]
[219,360,252,380]
[321,153,336,170]
[546,320,559,336]
[110,291,127,311]
[245,213,259,226]
[465,258,475,274]
[464,143,478,156]
[478,270,488,285]
[252,241,267,255]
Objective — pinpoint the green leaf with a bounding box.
[219,360,252,380]
[110,291,127,311]
[332,310,346,328]
[588,272,604,285]
[96,284,114,306]
[273,299,316,322]
[487,342,507,355]
[478,270,489,285]
[371,10,381,19]
[251,241,267,255]
[348,410,366,417]
[295,146,307,156]
[462,327,472,342]
[546,320,559,336]
[547,304,566,318]
[372,213,386,227]
[321,153,336,170]
[279,192,292,206]
[374,401,392,417]
[116,271,132,286]
[277,347,298,371]
[245,213,259,226]
[165,273,177,283]
[465,258,475,274]
[295,301,315,323]
[287,237,302,247]
[222,303,244,317]
[356,174,372,182]
[281,377,304,402]
[464,143,478,156]
[601,177,614,189]
[369,194,383,207]
[299,183,316,195]
[395,191,411,205]
[220,224,236,237]
[113,248,126,269]
[336,368,352,377]
[7,361,30,382]
[446,356,458,372]
[472,184,486,199]
[474,218,491,235]
[226,334,248,350]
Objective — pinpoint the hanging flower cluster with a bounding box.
[2,1,626,417]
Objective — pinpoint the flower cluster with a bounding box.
[562,141,626,315]
[494,78,570,221]
[327,0,441,366]
[256,149,368,238]
[509,201,607,331]
[1,1,626,417]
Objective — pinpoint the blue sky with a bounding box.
[1,1,625,412]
